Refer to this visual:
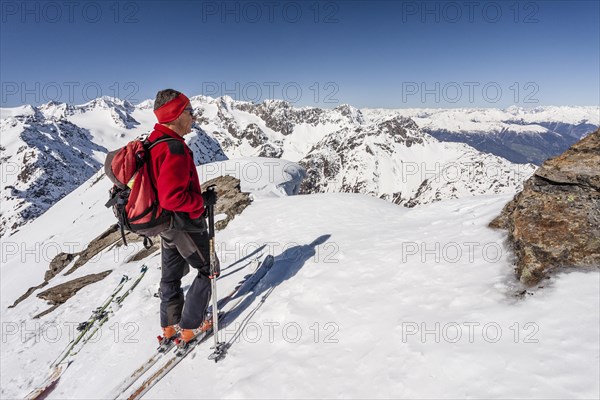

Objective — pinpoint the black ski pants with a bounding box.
[159,229,217,330]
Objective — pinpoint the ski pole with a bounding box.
[207,186,226,362]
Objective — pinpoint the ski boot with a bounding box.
[173,316,214,354]
[156,325,178,352]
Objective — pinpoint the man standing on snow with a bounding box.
[147,89,218,345]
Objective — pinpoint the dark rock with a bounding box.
[242,123,268,147]
[490,129,600,285]
[33,304,60,319]
[258,143,284,158]
[65,224,127,274]
[237,100,295,135]
[129,242,160,262]
[36,270,112,306]
[8,282,48,309]
[202,175,252,231]
[46,252,77,281]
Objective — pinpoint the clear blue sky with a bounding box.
[1,0,599,108]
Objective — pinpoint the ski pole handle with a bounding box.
[205,185,216,240]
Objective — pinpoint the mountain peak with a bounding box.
[262,98,292,109]
[81,96,133,111]
[37,101,74,120]
[135,99,155,110]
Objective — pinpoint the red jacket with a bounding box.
[147,124,205,219]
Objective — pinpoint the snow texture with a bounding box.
[1,160,598,399]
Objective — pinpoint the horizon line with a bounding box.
[1,95,599,112]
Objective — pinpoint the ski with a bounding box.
[76,265,149,348]
[26,265,148,400]
[108,255,267,399]
[112,255,274,400]
[127,254,274,400]
[24,363,69,400]
[106,342,174,400]
[50,274,131,367]
[107,255,266,399]
[54,265,149,362]
[115,265,149,306]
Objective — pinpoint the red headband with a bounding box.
[154,93,190,123]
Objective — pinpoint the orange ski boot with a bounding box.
[157,325,178,351]
[177,318,214,345]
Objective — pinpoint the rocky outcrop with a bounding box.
[34,270,112,318]
[8,282,48,309]
[237,100,309,135]
[46,253,78,281]
[7,225,131,308]
[37,270,112,306]
[65,224,125,274]
[242,123,269,147]
[490,129,600,285]
[202,175,252,231]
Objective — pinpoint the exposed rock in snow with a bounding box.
[490,129,600,284]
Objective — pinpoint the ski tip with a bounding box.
[24,364,66,400]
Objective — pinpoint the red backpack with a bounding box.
[104,137,177,248]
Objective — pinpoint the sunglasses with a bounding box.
[184,107,195,117]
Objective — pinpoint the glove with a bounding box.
[201,189,217,207]
[213,258,221,278]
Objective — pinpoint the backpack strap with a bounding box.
[141,136,180,202]
[142,236,153,249]
[145,136,181,150]
[120,220,128,247]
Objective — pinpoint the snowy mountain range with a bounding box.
[298,116,532,206]
[363,106,599,164]
[0,97,226,238]
[2,96,597,237]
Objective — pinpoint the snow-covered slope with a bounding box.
[1,159,598,399]
[199,157,306,197]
